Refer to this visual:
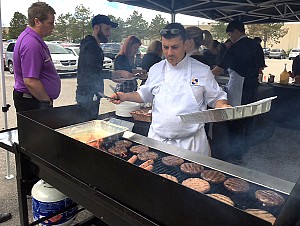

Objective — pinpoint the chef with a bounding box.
[110,23,230,156]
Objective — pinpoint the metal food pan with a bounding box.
[179,96,277,124]
[56,120,128,144]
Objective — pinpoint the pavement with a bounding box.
[0,59,299,225]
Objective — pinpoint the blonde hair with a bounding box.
[186,26,204,49]
[147,40,162,56]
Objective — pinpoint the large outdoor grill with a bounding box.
[16,105,300,226]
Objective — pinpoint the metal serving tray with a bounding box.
[56,120,128,144]
[179,96,277,124]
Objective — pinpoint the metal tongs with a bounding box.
[98,92,119,100]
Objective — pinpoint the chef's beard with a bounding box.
[97,30,108,43]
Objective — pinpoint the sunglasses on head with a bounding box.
[160,28,183,35]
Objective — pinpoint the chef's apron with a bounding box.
[148,58,210,156]
[227,68,244,106]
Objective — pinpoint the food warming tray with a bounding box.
[178,96,277,123]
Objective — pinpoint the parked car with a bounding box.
[262,48,270,57]
[65,46,113,69]
[101,43,121,59]
[5,42,78,76]
[288,48,300,60]
[135,45,147,67]
[268,49,286,59]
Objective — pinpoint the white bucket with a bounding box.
[115,101,140,117]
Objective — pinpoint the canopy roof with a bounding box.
[109,0,300,24]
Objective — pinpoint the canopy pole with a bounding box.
[0,0,14,180]
[171,12,176,23]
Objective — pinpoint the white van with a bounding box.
[288,48,300,60]
[5,41,78,76]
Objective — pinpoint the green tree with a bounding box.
[50,13,74,41]
[124,11,148,40]
[109,16,125,43]
[147,14,168,41]
[2,29,9,40]
[246,23,288,48]
[74,4,92,40]
[210,22,228,42]
[8,12,27,39]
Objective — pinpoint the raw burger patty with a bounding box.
[182,178,210,193]
[245,209,276,224]
[162,156,184,166]
[207,194,234,206]
[159,174,178,183]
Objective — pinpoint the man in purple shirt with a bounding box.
[13,2,61,112]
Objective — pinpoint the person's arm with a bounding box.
[110,91,144,104]
[24,78,51,102]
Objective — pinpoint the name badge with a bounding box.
[191,78,200,86]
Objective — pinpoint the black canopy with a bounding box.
[109,0,300,24]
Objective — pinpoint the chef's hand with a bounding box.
[112,70,134,80]
[110,92,125,104]
[215,100,232,108]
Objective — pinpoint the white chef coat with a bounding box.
[137,55,227,156]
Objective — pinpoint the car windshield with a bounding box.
[47,43,70,54]
[271,49,280,52]
[73,48,80,55]
[292,49,300,52]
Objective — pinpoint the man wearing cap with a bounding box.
[110,23,230,156]
[76,14,133,119]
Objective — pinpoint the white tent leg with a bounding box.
[0,0,14,180]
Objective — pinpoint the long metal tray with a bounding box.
[178,96,277,123]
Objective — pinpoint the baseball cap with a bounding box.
[91,14,118,28]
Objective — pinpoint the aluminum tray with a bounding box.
[56,120,128,144]
[179,96,277,124]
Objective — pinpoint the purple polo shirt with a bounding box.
[13,27,61,100]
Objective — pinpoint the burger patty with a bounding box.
[137,151,158,161]
[162,156,184,166]
[108,146,128,156]
[159,174,178,183]
[245,209,276,224]
[130,145,149,154]
[201,170,226,183]
[182,178,210,193]
[207,194,234,206]
[180,163,204,174]
[255,190,285,206]
[224,178,250,193]
[115,140,132,148]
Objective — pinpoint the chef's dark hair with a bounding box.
[160,23,187,41]
[226,20,245,33]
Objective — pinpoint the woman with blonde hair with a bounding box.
[114,35,142,92]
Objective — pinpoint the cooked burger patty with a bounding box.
[115,140,132,148]
[180,163,204,174]
[201,170,226,183]
[245,209,276,224]
[224,178,250,193]
[182,178,210,193]
[162,156,184,166]
[137,151,158,161]
[159,174,178,183]
[255,190,285,206]
[108,146,128,156]
[207,194,234,206]
[130,145,149,154]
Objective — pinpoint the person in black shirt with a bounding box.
[76,14,133,119]
[292,55,300,83]
[142,40,162,72]
[212,20,265,161]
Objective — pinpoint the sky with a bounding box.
[0,0,213,27]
